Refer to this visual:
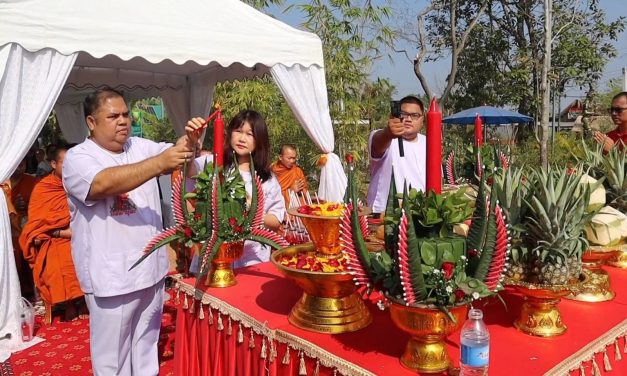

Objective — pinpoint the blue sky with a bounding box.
[267,1,627,101]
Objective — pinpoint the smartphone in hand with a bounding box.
[390,100,401,119]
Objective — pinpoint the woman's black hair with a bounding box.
[223,110,272,182]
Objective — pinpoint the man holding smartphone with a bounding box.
[367,95,426,215]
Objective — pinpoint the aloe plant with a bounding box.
[601,147,627,212]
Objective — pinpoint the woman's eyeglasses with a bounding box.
[608,107,627,115]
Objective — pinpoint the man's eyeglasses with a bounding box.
[400,111,423,120]
[608,107,627,115]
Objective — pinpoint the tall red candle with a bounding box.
[474,114,483,147]
[426,97,442,194]
[213,110,224,167]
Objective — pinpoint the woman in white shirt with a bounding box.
[191,110,285,268]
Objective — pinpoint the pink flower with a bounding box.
[442,262,455,280]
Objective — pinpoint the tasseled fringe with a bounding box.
[198,304,205,320]
[217,313,224,331]
[333,369,338,376]
[175,288,180,305]
[591,356,601,376]
[183,294,188,310]
[603,348,612,372]
[249,329,255,349]
[189,299,195,314]
[227,317,232,336]
[313,360,320,376]
[238,323,244,344]
[299,351,307,376]
[208,308,214,325]
[579,363,586,376]
[615,339,622,361]
[260,337,267,359]
[282,346,291,365]
[269,340,277,363]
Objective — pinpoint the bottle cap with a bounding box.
[468,308,483,319]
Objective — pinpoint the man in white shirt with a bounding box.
[367,95,426,214]
[63,87,202,376]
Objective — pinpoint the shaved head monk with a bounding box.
[19,145,84,321]
[271,144,308,208]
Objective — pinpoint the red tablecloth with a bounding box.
[173,263,627,376]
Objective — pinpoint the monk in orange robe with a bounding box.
[19,147,84,321]
[1,159,38,298]
[270,144,308,208]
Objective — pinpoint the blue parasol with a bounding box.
[443,105,533,125]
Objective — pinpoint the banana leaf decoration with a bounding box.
[397,184,428,303]
[339,155,372,277]
[132,155,288,275]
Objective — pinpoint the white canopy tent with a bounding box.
[0,0,347,358]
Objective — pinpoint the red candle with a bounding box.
[474,114,483,147]
[213,110,224,167]
[426,97,442,194]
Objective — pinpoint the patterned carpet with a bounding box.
[2,291,177,376]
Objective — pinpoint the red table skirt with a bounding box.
[173,263,627,376]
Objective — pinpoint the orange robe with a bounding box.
[270,161,308,207]
[19,174,83,305]
[2,175,38,297]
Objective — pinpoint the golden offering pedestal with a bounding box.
[205,241,244,288]
[507,274,587,337]
[271,244,371,334]
[567,248,616,302]
[389,302,469,374]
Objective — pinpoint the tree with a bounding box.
[395,0,488,109]
[402,0,624,165]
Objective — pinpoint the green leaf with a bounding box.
[420,241,437,266]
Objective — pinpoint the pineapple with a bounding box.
[504,245,530,281]
[493,167,530,282]
[538,255,569,285]
[523,166,597,286]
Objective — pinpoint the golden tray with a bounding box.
[271,243,372,334]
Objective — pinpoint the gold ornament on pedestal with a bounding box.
[607,244,627,269]
[507,273,587,337]
[205,240,244,288]
[389,303,469,373]
[567,247,616,302]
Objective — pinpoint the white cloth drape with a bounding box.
[54,102,87,143]
[270,64,346,202]
[162,77,215,137]
[0,43,77,361]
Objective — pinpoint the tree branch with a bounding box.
[441,0,489,105]
[413,4,436,99]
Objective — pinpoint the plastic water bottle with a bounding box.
[460,308,489,375]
